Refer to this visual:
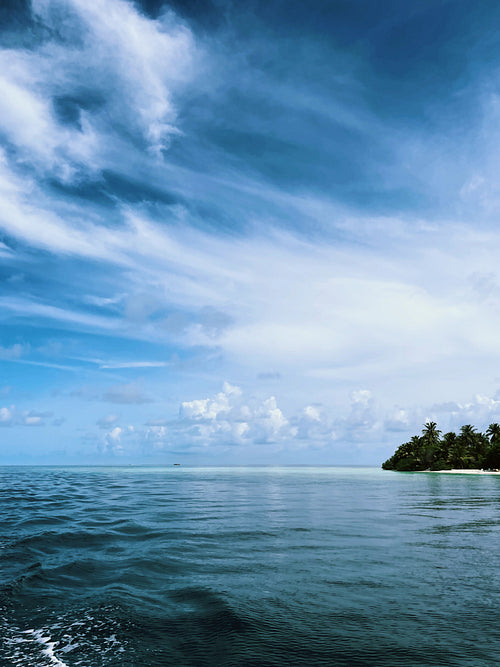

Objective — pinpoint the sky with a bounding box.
[2,0,500,464]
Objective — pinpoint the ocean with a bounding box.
[1,466,499,666]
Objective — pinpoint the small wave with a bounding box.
[168,586,252,632]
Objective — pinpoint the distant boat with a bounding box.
[173,463,181,466]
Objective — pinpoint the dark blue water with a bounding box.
[1,466,500,666]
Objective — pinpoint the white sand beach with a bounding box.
[423,469,500,474]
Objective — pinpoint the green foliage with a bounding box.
[429,459,451,471]
[484,441,500,469]
[382,422,500,471]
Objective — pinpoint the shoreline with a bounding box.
[421,468,500,475]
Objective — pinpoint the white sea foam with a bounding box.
[22,629,69,666]
[2,615,127,665]
[421,468,500,474]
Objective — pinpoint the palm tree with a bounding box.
[486,423,500,444]
[457,425,479,467]
[383,436,420,470]
[420,421,441,468]
[459,424,476,441]
[422,421,441,441]
[485,423,500,469]
[433,431,454,468]
[449,431,466,469]
[409,435,422,450]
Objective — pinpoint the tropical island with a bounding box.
[382,422,500,471]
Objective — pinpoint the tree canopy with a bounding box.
[382,422,500,471]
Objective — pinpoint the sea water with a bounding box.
[1,466,499,666]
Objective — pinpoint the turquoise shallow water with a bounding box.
[1,465,500,666]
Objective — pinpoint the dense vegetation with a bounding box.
[382,422,500,471]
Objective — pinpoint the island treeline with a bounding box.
[382,422,500,471]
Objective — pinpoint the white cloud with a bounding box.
[0,407,13,425]
[0,296,120,331]
[304,405,321,422]
[2,91,500,411]
[0,407,54,427]
[109,426,122,440]
[99,361,169,369]
[3,165,500,414]
[96,414,120,429]
[113,383,400,454]
[180,381,241,420]
[0,344,28,359]
[0,54,98,180]
[176,383,290,447]
[0,0,197,181]
[384,407,411,432]
[254,396,289,441]
[80,383,500,461]
[99,423,135,454]
[104,426,123,453]
[24,415,42,426]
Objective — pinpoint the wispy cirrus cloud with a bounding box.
[0,0,197,179]
[0,343,28,359]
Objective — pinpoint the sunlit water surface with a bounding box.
[1,466,499,666]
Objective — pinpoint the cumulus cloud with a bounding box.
[303,405,321,422]
[153,382,292,449]
[104,426,123,453]
[93,384,387,455]
[99,424,135,454]
[0,406,13,426]
[82,382,500,461]
[180,381,241,420]
[430,393,500,432]
[379,392,500,444]
[155,383,377,451]
[384,407,412,433]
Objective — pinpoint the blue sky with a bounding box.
[2,0,500,464]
